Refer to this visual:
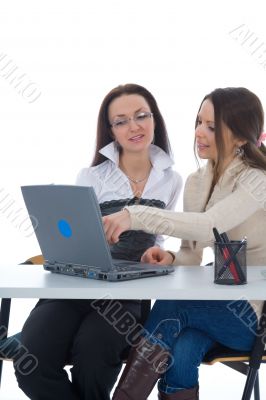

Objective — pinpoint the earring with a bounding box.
[235,146,244,157]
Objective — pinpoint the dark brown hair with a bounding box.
[91,84,171,166]
[194,87,266,184]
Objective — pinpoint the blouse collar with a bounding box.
[99,141,174,171]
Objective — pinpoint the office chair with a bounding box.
[203,300,266,400]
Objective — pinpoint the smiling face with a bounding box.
[195,98,244,167]
[195,99,217,162]
[108,94,155,154]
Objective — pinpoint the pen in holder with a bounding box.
[214,239,247,285]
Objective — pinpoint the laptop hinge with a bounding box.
[44,260,75,268]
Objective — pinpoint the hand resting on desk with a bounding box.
[141,246,174,265]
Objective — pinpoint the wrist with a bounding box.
[166,250,175,264]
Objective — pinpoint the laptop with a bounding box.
[21,185,174,281]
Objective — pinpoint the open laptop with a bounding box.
[21,185,174,281]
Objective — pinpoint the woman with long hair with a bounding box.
[103,87,266,400]
[14,83,182,400]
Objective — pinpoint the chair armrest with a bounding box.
[21,255,44,265]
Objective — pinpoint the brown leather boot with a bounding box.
[112,338,170,400]
[158,386,199,400]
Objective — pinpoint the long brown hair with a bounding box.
[194,87,266,185]
[91,84,171,166]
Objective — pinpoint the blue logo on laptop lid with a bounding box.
[58,219,72,238]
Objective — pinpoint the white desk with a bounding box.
[1,266,265,398]
[0,264,266,300]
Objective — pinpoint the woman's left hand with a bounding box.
[103,209,131,244]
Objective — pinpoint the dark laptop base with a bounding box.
[44,260,174,282]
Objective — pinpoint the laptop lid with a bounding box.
[21,185,114,272]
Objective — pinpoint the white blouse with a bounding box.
[76,142,182,247]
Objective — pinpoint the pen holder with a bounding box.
[214,240,247,285]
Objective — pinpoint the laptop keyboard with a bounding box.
[113,259,142,271]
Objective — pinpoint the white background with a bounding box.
[0,0,266,398]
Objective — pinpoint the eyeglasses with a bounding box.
[110,111,153,130]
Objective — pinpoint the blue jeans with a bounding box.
[142,300,258,394]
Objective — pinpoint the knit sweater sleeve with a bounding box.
[125,169,265,243]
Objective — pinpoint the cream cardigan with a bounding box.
[125,157,266,319]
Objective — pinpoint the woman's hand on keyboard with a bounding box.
[103,209,131,244]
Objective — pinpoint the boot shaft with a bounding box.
[112,338,170,400]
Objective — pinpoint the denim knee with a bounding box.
[147,318,181,349]
[159,328,215,391]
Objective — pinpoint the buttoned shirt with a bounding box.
[76,142,182,247]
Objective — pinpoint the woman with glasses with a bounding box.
[103,87,266,400]
[14,83,182,400]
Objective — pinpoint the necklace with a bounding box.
[119,159,152,185]
[126,174,149,184]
